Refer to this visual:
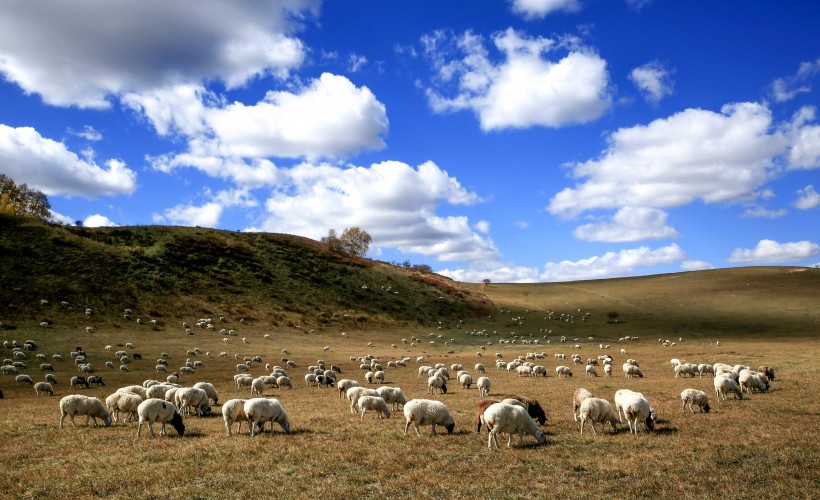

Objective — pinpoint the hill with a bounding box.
[0,215,492,329]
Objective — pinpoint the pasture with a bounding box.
[1,313,818,498]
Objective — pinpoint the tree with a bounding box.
[321,229,343,253]
[607,311,620,323]
[339,227,372,257]
[0,174,51,221]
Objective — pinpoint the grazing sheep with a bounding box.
[336,379,361,399]
[145,384,174,400]
[251,377,266,397]
[757,365,775,381]
[585,365,599,378]
[617,391,656,434]
[359,395,392,421]
[1,365,18,375]
[578,397,619,435]
[16,374,34,386]
[698,364,714,378]
[459,373,473,389]
[484,402,546,449]
[374,370,385,384]
[117,385,148,399]
[39,363,54,372]
[555,366,573,378]
[243,398,290,436]
[427,375,447,395]
[739,370,769,394]
[476,376,491,398]
[192,382,219,405]
[623,364,644,379]
[714,375,743,401]
[476,399,501,433]
[86,376,105,387]
[572,388,594,422]
[475,363,486,373]
[105,391,143,422]
[34,381,54,396]
[680,389,711,413]
[276,376,292,390]
[136,399,185,437]
[70,376,90,389]
[403,399,455,436]
[347,387,380,414]
[59,395,112,429]
[175,387,211,418]
[222,399,249,436]
[45,373,57,384]
[375,386,408,411]
[675,363,697,378]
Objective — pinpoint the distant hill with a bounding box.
[0,215,492,329]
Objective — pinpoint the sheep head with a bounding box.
[170,413,185,436]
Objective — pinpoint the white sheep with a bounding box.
[427,375,447,395]
[578,397,619,435]
[105,391,144,422]
[358,395,392,420]
[347,386,380,413]
[251,377,266,396]
[738,370,769,394]
[572,388,594,422]
[459,373,473,389]
[585,365,598,378]
[476,376,491,398]
[34,381,54,396]
[221,398,248,436]
[175,387,211,418]
[59,395,112,429]
[603,364,613,377]
[475,363,486,373]
[484,402,546,449]
[675,363,697,378]
[617,391,655,434]
[680,389,711,413]
[374,370,385,384]
[555,366,573,378]
[192,382,219,405]
[623,364,644,378]
[16,374,34,386]
[698,364,714,377]
[403,399,455,436]
[714,375,743,401]
[136,398,185,437]
[276,376,292,390]
[243,398,290,436]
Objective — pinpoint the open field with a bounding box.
[1,311,818,498]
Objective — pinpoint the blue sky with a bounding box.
[1,0,818,282]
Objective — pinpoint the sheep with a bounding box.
[675,363,697,378]
[347,387,380,414]
[739,370,769,394]
[175,387,211,418]
[87,375,105,387]
[145,384,174,400]
[34,381,54,396]
[136,399,185,437]
[476,376,491,398]
[375,386,407,411]
[251,378,266,397]
[374,370,385,384]
[617,391,656,434]
[427,375,448,395]
[221,399,248,436]
[117,385,148,399]
[555,366,573,378]
[585,365,599,378]
[757,365,775,381]
[484,402,546,449]
[623,364,644,379]
[459,373,473,389]
[70,376,90,389]
[578,397,619,435]
[243,398,290,436]
[403,399,455,436]
[45,373,57,384]
[336,379,361,399]
[39,363,54,372]
[192,382,219,405]
[714,375,743,401]
[698,364,714,378]
[572,388,594,422]
[276,376,292,390]
[680,389,711,413]
[358,395,392,421]
[105,391,143,422]
[59,395,112,429]
[502,394,548,426]
[475,363,486,373]
[16,374,34,386]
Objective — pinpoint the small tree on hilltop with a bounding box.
[607,311,620,323]
[339,227,372,257]
[321,229,343,253]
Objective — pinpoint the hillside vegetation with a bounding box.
[0,215,491,330]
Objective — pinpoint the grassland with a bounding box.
[1,217,819,498]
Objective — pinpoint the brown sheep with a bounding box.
[503,394,548,426]
[476,399,501,433]
[758,365,775,381]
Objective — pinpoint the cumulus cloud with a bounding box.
[510,0,581,19]
[84,214,119,227]
[572,207,678,242]
[127,73,389,169]
[786,107,820,169]
[680,260,715,271]
[770,58,820,103]
[423,28,611,131]
[474,220,491,234]
[257,160,499,262]
[630,61,674,104]
[439,243,686,283]
[728,239,820,264]
[0,125,136,197]
[741,206,787,219]
[0,1,315,108]
[794,185,820,210]
[549,102,789,218]
[153,188,257,228]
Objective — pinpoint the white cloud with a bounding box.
[786,107,820,169]
[510,0,581,19]
[795,185,820,210]
[154,188,257,228]
[257,160,499,263]
[70,125,103,142]
[84,214,119,227]
[741,206,787,219]
[127,73,389,168]
[49,210,75,225]
[680,260,714,271]
[0,125,136,197]
[630,61,673,104]
[770,58,820,103]
[549,102,789,218]
[573,207,678,242]
[438,243,686,283]
[424,28,611,131]
[474,220,491,234]
[0,1,315,108]
[348,54,368,72]
[728,239,820,264]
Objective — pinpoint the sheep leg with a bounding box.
[360,408,367,421]
[430,424,437,437]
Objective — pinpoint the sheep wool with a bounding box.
[59,395,112,429]
[403,399,455,437]
[484,402,546,449]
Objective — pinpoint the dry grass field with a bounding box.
[2,299,819,499]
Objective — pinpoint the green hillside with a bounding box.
[0,215,492,329]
